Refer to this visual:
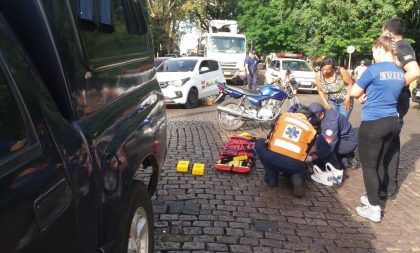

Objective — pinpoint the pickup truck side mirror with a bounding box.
[200,66,210,73]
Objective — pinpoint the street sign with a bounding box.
[347,45,355,70]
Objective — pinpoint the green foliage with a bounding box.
[147,0,419,60]
[237,0,417,61]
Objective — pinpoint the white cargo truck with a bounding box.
[199,20,247,83]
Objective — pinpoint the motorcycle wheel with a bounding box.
[217,100,246,131]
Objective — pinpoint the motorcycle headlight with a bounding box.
[168,77,190,87]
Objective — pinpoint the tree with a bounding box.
[146,0,190,55]
[401,1,420,60]
[182,0,239,32]
[145,0,240,56]
[237,0,416,63]
[237,0,299,54]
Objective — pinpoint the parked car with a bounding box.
[156,57,226,108]
[265,55,316,92]
[0,1,166,252]
[412,80,420,106]
[154,57,172,68]
[164,53,179,58]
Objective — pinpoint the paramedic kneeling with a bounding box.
[308,102,357,170]
[255,106,337,197]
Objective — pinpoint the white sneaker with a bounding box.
[325,162,343,186]
[310,165,333,186]
[356,204,381,222]
[360,195,369,206]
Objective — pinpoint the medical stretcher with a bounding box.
[213,134,257,173]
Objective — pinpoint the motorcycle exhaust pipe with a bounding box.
[217,105,263,121]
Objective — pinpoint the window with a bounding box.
[156,60,197,73]
[208,60,219,71]
[0,71,27,161]
[274,61,280,70]
[199,60,210,73]
[282,60,312,71]
[79,0,150,67]
[208,37,245,53]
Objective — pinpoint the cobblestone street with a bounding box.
[153,92,420,252]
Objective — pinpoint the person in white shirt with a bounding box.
[353,61,367,80]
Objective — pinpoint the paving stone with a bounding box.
[183,227,203,235]
[252,246,273,253]
[259,239,283,248]
[244,230,264,238]
[239,237,259,246]
[155,241,181,251]
[192,235,215,243]
[206,243,228,251]
[229,222,249,229]
[265,232,286,241]
[225,228,244,237]
[214,221,228,227]
[183,241,205,250]
[229,245,253,253]
[172,220,192,227]
[216,235,237,244]
[255,220,278,232]
[203,227,224,235]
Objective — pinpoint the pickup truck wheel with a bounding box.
[184,88,199,108]
[114,181,153,253]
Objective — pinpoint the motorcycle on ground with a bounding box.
[215,69,300,130]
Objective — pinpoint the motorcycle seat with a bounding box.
[226,85,261,96]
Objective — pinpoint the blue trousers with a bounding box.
[255,139,306,185]
[247,71,258,90]
[335,137,357,168]
[328,98,353,119]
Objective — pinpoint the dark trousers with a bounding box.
[378,119,403,195]
[336,138,357,169]
[247,71,258,90]
[358,116,400,206]
[384,90,410,194]
[255,139,306,185]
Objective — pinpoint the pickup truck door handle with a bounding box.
[33,179,72,232]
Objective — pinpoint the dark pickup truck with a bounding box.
[0,0,166,252]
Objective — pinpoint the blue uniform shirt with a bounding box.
[245,56,258,72]
[356,62,404,121]
[318,109,356,151]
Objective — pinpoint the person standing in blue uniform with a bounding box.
[245,50,259,90]
[255,106,338,197]
[380,18,420,200]
[308,103,357,170]
[350,35,404,222]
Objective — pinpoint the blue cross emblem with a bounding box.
[285,126,300,139]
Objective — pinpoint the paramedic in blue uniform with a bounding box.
[308,102,357,170]
[255,106,338,197]
[245,50,259,90]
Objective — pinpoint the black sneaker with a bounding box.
[348,157,360,170]
[379,191,397,200]
[291,175,305,198]
[264,179,278,187]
